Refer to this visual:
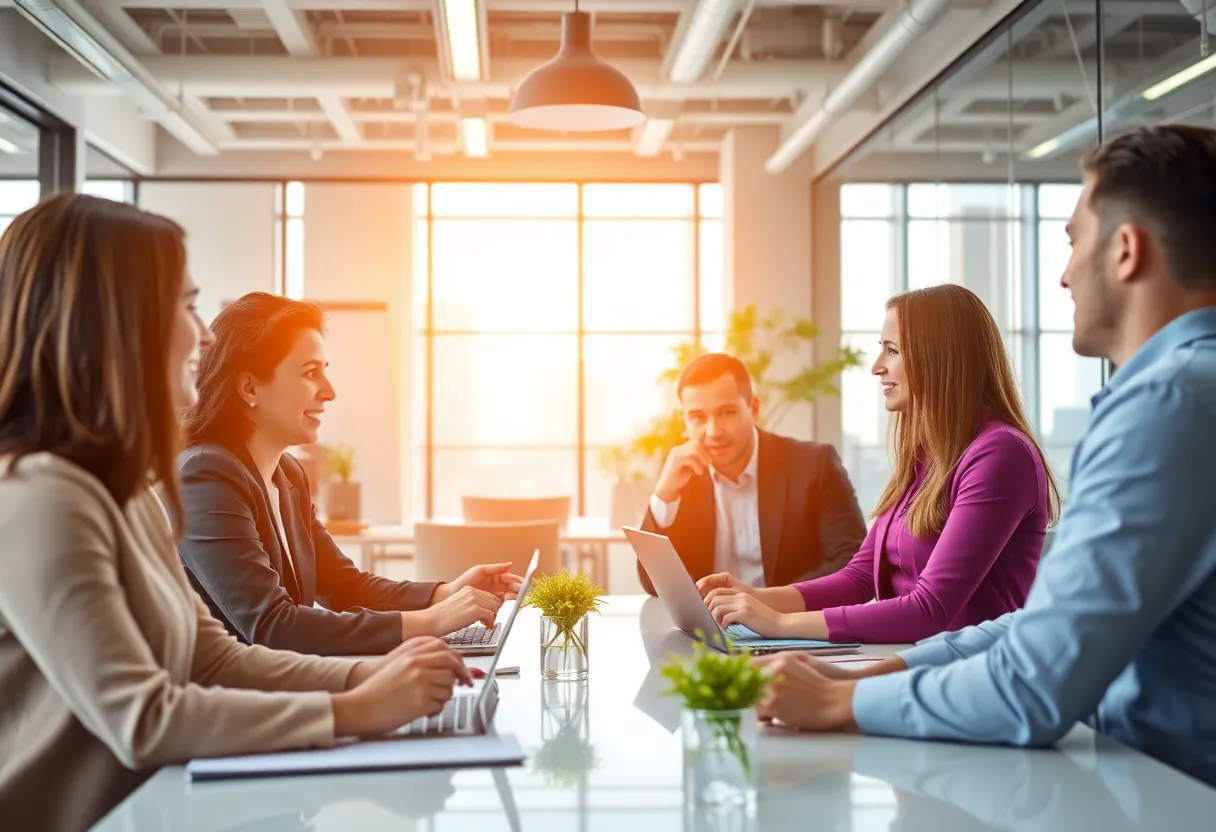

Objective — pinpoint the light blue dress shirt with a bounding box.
[853,306,1216,787]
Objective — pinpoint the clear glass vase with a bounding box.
[539,614,589,681]
[682,707,758,808]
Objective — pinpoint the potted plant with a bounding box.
[323,444,361,524]
[522,570,605,681]
[602,304,864,478]
[661,639,773,808]
[597,446,651,529]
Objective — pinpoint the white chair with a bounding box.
[412,520,561,583]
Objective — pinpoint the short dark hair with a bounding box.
[677,352,753,400]
[182,292,325,448]
[1082,125,1216,289]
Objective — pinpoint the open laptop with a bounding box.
[395,549,540,737]
[442,561,532,655]
[624,527,859,655]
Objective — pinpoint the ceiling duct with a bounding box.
[766,0,953,173]
[13,0,217,154]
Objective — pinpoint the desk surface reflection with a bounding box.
[94,596,1216,831]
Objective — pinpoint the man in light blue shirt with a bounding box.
[755,125,1216,787]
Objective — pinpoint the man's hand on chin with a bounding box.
[754,652,859,733]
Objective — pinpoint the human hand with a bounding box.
[654,440,712,503]
[420,586,501,636]
[753,652,857,733]
[435,563,523,601]
[696,572,753,600]
[706,592,786,637]
[332,638,472,737]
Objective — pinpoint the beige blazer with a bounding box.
[0,453,355,831]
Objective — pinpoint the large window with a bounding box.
[414,182,722,517]
[840,182,1103,517]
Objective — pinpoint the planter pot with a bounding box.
[540,614,589,681]
[325,480,361,522]
[608,476,656,529]
[682,707,758,808]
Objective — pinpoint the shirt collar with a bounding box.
[1094,305,1216,407]
[711,427,760,487]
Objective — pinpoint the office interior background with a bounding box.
[2,0,1214,592]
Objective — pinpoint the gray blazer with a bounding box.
[177,443,439,656]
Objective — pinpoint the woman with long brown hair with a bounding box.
[0,195,471,831]
[698,284,1058,644]
[177,292,520,657]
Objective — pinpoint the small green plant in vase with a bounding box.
[662,638,773,807]
[522,570,604,681]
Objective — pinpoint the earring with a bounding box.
[248,400,256,408]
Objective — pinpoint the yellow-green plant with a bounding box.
[325,444,356,482]
[661,638,773,782]
[523,570,605,658]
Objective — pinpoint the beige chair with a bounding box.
[412,520,561,583]
[460,495,572,527]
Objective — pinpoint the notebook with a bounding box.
[186,733,526,782]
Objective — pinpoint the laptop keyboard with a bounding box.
[398,693,475,736]
[444,624,498,647]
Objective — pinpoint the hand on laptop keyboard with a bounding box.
[444,624,499,647]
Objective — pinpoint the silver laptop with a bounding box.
[624,527,859,655]
[443,563,531,655]
[395,550,540,737]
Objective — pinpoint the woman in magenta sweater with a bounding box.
[699,284,1058,644]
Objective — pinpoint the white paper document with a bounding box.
[186,733,526,782]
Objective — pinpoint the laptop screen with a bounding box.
[477,549,540,705]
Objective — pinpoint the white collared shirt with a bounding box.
[648,429,766,587]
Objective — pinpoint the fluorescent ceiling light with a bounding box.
[443,0,482,82]
[461,117,488,157]
[636,118,674,157]
[1025,137,1060,160]
[0,137,20,154]
[1142,52,1216,101]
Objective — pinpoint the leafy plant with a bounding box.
[661,637,775,783]
[523,570,605,659]
[325,444,356,483]
[602,304,864,478]
[660,637,771,712]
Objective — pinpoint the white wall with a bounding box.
[720,126,816,441]
[138,182,277,326]
[303,184,413,524]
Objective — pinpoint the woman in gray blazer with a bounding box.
[178,292,520,656]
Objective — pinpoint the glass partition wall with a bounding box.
[828,0,1215,526]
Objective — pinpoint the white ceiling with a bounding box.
[35,0,886,161]
[6,0,1209,175]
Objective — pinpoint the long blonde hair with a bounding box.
[872,284,1059,537]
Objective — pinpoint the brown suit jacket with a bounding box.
[636,429,866,594]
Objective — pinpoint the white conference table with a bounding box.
[329,516,626,585]
[93,596,1216,831]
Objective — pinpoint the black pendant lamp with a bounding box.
[507,2,645,132]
